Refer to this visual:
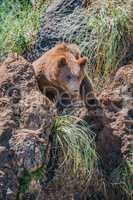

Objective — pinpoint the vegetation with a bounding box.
[0,0,47,59]
[88,0,132,77]
[53,116,97,177]
[71,0,132,79]
[19,167,46,193]
[111,146,133,198]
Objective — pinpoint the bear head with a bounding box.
[33,43,88,96]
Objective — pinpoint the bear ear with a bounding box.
[56,43,69,52]
[57,56,67,68]
[78,57,88,67]
[67,44,81,59]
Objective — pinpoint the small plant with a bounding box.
[19,171,31,194]
[53,116,97,177]
[19,167,46,193]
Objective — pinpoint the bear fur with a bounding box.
[32,43,88,94]
[32,43,94,110]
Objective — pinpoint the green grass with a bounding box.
[71,0,132,80]
[0,0,47,60]
[111,146,133,198]
[53,116,97,177]
[19,166,46,193]
[88,0,132,77]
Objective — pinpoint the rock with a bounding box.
[0,146,11,167]
[99,64,133,160]
[0,98,16,148]
[10,129,46,173]
[0,54,56,199]
[0,167,18,200]
[81,94,122,170]
[6,188,15,200]
[0,53,56,135]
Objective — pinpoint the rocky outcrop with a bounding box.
[0,54,132,200]
[99,64,133,160]
[0,54,56,200]
[43,64,133,200]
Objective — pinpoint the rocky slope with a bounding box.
[0,54,132,200]
[99,64,133,160]
[0,0,133,199]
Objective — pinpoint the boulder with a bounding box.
[0,54,56,199]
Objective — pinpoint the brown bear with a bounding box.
[32,43,94,110]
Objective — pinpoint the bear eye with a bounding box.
[66,75,72,80]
